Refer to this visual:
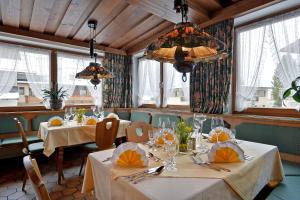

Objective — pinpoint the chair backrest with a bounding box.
[95,118,120,150]
[23,155,51,200]
[14,117,29,151]
[126,121,153,143]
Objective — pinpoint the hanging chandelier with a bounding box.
[144,0,227,82]
[75,19,112,89]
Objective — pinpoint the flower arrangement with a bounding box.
[76,108,86,124]
[175,120,193,152]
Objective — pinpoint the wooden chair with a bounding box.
[14,118,44,192]
[126,121,153,143]
[23,155,51,200]
[79,118,120,176]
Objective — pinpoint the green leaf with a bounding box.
[283,88,292,99]
[292,91,300,103]
[292,81,297,90]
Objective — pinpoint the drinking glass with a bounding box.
[148,130,155,151]
[93,105,100,118]
[231,128,237,143]
[211,117,224,143]
[91,106,96,116]
[165,139,179,171]
[194,113,208,152]
[64,108,71,125]
[70,107,76,120]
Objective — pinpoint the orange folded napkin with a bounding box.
[48,116,63,127]
[208,141,245,163]
[84,116,98,125]
[208,127,233,143]
[112,142,149,168]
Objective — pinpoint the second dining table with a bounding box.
[38,119,131,184]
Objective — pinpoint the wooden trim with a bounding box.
[0,25,126,55]
[234,108,300,118]
[166,105,190,110]
[280,152,300,164]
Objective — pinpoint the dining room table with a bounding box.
[38,119,131,184]
[81,140,284,200]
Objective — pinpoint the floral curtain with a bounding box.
[102,53,132,108]
[190,19,233,114]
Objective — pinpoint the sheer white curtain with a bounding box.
[138,59,160,107]
[0,43,19,96]
[57,52,102,105]
[21,48,51,101]
[163,63,190,107]
[236,25,267,111]
[269,10,300,88]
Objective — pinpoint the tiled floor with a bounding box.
[0,148,95,200]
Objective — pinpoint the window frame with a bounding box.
[0,41,102,111]
[138,59,190,109]
[232,11,300,118]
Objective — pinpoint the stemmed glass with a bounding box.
[64,108,71,126]
[164,135,179,172]
[148,130,156,151]
[211,117,224,143]
[194,113,207,152]
[93,105,100,118]
[70,107,76,121]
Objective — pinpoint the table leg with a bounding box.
[57,147,64,184]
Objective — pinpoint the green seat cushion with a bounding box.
[130,112,151,123]
[82,143,99,151]
[267,176,300,200]
[152,114,181,128]
[28,142,44,153]
[282,161,300,176]
[1,135,41,145]
[116,112,130,120]
[236,123,300,155]
[0,116,28,134]
[32,114,64,131]
[104,111,110,117]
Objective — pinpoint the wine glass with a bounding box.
[164,137,179,171]
[194,113,207,152]
[64,108,71,125]
[70,107,76,120]
[148,130,155,151]
[93,105,100,118]
[91,106,96,116]
[211,117,224,143]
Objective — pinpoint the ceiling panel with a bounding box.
[20,0,34,28]
[0,0,21,27]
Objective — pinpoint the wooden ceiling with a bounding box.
[0,0,281,55]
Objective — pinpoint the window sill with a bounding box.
[233,108,300,118]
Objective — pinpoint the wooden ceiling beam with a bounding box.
[126,22,174,55]
[0,0,21,28]
[201,0,282,27]
[126,0,209,24]
[0,25,126,55]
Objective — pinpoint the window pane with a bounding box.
[0,44,50,107]
[57,53,102,106]
[236,13,300,110]
[164,63,190,106]
[138,59,160,106]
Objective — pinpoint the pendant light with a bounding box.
[75,19,112,88]
[144,0,227,82]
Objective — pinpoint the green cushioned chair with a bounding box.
[130,112,151,124]
[1,135,41,145]
[266,176,300,200]
[152,114,181,128]
[116,112,130,120]
[31,114,64,131]
[0,116,28,134]
[282,161,300,176]
[235,123,300,155]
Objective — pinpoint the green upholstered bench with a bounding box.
[152,114,181,128]
[116,111,131,120]
[0,116,28,134]
[32,114,64,131]
[130,112,151,124]
[282,161,300,176]
[266,176,300,200]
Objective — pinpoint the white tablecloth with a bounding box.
[38,120,131,156]
[82,141,284,200]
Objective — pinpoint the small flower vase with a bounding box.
[77,115,84,124]
[179,143,188,152]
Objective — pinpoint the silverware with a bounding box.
[244,154,254,161]
[191,156,221,172]
[124,166,161,180]
[102,157,111,162]
[132,166,164,184]
[148,152,163,162]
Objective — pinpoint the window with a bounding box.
[163,63,189,106]
[0,43,50,107]
[57,52,102,106]
[137,59,160,106]
[236,10,300,111]
[137,59,190,107]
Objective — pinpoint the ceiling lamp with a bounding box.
[144,0,227,82]
[75,19,112,89]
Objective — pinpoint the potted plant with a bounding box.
[175,120,193,152]
[42,86,68,110]
[283,76,300,109]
